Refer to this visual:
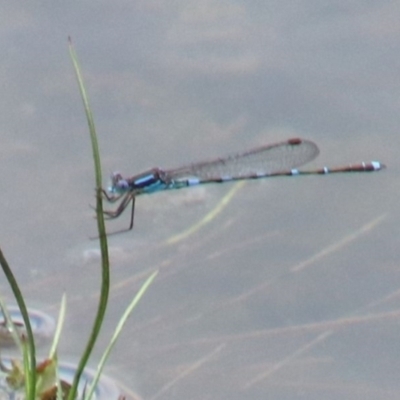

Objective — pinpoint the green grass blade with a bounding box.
[84,270,158,400]
[68,37,110,400]
[68,39,102,189]
[55,357,63,400]
[48,293,67,360]
[0,248,36,399]
[22,341,32,399]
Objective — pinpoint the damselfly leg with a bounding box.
[103,193,136,230]
[100,188,124,203]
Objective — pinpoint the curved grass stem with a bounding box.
[68,38,110,400]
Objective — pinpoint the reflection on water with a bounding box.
[0,306,55,347]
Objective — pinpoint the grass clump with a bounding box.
[0,39,157,400]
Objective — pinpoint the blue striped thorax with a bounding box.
[109,168,171,195]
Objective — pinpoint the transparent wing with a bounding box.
[166,138,320,180]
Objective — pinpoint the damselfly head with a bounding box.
[109,172,129,193]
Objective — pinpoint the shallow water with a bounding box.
[0,2,398,399]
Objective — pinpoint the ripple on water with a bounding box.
[0,306,55,347]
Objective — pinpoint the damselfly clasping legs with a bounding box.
[100,138,385,233]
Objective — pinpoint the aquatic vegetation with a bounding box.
[0,39,157,400]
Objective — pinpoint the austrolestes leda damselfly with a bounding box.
[101,138,385,233]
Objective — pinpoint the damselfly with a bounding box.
[102,138,385,232]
